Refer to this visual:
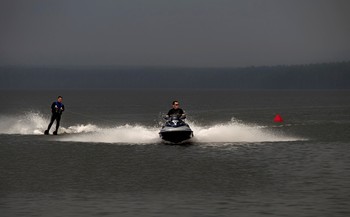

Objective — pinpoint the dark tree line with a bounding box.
[1,61,349,89]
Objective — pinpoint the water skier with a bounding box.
[44,96,65,135]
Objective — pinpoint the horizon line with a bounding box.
[1,60,350,70]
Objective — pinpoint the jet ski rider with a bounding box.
[166,100,186,119]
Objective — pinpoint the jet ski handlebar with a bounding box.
[164,114,186,120]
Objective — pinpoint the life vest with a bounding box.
[55,101,63,109]
[53,101,64,114]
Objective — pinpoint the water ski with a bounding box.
[44,130,58,135]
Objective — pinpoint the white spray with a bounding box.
[0,112,303,143]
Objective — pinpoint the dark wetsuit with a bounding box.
[167,108,184,116]
[46,101,64,134]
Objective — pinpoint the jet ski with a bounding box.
[159,115,193,143]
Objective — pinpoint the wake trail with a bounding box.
[0,112,305,143]
[189,120,301,143]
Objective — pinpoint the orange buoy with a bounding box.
[274,114,283,122]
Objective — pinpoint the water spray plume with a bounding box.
[0,112,303,143]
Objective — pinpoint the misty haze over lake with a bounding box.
[1,0,350,68]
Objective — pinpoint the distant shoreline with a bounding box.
[1,61,349,90]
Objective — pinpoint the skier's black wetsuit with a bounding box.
[45,101,64,135]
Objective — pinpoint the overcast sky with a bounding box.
[1,0,349,67]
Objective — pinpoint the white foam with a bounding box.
[189,120,301,143]
[62,124,100,134]
[0,112,303,143]
[58,119,303,144]
[0,112,48,135]
[58,124,161,144]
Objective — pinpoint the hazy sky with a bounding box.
[1,0,349,67]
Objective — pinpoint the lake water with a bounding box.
[1,89,349,216]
